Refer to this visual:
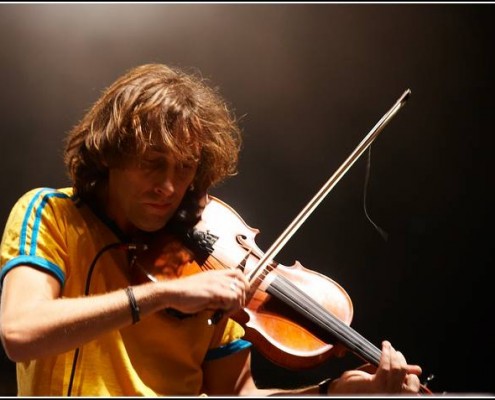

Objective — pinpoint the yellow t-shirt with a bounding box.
[0,187,251,396]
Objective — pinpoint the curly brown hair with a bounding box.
[64,63,242,199]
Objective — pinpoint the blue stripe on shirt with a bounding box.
[204,339,252,361]
[20,188,53,255]
[30,192,69,255]
[0,255,65,287]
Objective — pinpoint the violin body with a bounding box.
[235,260,353,369]
[131,195,354,370]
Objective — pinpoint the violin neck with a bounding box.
[266,273,381,366]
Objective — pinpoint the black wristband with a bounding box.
[318,378,333,395]
[125,286,141,324]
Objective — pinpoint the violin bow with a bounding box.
[246,89,412,284]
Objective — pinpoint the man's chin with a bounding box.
[136,218,170,233]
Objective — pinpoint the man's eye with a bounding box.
[141,159,162,170]
[176,161,195,171]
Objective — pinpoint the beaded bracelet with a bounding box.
[125,286,141,324]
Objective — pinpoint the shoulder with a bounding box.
[20,187,74,199]
[14,187,75,208]
[6,187,77,226]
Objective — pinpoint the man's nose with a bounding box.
[154,172,175,196]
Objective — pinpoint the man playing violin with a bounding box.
[0,63,422,396]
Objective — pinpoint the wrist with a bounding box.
[125,286,141,324]
[318,378,333,395]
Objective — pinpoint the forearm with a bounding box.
[241,378,335,396]
[1,266,248,363]
[245,386,319,396]
[1,280,169,361]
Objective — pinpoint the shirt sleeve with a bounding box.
[204,318,252,361]
[0,188,71,287]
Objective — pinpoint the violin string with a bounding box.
[267,274,381,365]
[201,242,274,281]
[202,261,215,271]
[203,251,276,303]
[204,244,381,362]
[270,275,381,364]
[198,247,381,364]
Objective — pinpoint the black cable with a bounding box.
[66,242,137,397]
[363,145,389,242]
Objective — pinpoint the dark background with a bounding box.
[0,3,493,396]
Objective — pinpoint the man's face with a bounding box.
[106,149,198,234]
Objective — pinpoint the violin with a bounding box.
[130,195,432,394]
[130,89,433,394]
[131,195,354,369]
